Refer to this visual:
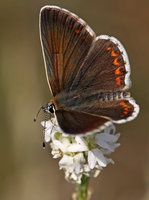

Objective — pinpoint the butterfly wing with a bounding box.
[55,109,111,135]
[40,6,95,96]
[70,35,131,93]
[55,90,139,125]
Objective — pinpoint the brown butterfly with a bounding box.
[39,5,139,135]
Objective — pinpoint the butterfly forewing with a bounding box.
[40,6,95,96]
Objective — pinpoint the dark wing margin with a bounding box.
[39,5,95,96]
[55,109,111,135]
[70,35,131,93]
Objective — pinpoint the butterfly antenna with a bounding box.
[34,105,44,122]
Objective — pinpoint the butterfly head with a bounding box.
[43,103,55,114]
[34,103,55,122]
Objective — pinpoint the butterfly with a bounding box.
[39,5,139,135]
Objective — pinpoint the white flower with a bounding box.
[95,124,120,153]
[59,153,85,174]
[41,120,120,184]
[41,119,61,142]
[88,149,107,169]
[51,132,88,153]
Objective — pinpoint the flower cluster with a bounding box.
[41,119,120,184]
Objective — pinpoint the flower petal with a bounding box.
[75,136,88,146]
[106,158,115,164]
[59,155,74,172]
[88,150,96,169]
[41,120,53,128]
[60,137,71,146]
[96,132,120,143]
[92,149,107,167]
[52,139,67,152]
[44,131,51,142]
[67,144,88,152]
[103,124,116,134]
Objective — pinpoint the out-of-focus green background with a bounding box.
[0,0,148,199]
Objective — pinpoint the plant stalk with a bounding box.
[76,175,90,200]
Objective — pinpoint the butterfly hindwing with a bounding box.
[55,109,110,135]
[55,90,139,125]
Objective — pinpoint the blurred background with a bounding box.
[0,0,148,199]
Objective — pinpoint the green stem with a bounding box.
[76,175,90,200]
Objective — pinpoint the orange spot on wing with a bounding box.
[124,107,129,111]
[111,50,118,57]
[120,101,129,116]
[120,101,126,107]
[115,67,123,75]
[75,29,80,34]
[113,58,120,66]
[107,47,111,50]
[116,77,121,86]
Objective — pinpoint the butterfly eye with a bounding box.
[47,104,55,114]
